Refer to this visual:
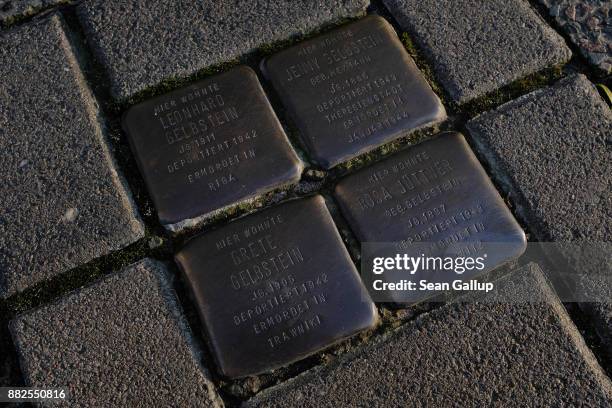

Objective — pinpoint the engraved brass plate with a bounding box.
[263,16,446,168]
[175,196,377,378]
[123,66,302,227]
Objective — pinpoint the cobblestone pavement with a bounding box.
[539,0,611,74]
[0,0,611,406]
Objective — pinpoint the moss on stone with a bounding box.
[400,33,449,108]
[459,65,565,118]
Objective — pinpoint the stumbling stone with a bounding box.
[10,259,222,407]
[0,15,144,298]
[466,74,610,244]
[122,66,302,232]
[245,264,612,407]
[175,195,377,378]
[76,0,369,101]
[383,0,572,104]
[0,0,67,25]
[263,15,446,168]
[334,132,526,303]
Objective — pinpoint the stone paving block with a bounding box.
[0,0,67,25]
[383,0,572,104]
[466,74,612,352]
[539,0,611,74]
[0,16,144,298]
[579,276,612,350]
[245,264,612,407]
[176,195,377,378]
[10,259,222,407]
[76,0,369,102]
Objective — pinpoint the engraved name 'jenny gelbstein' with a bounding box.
[284,33,383,81]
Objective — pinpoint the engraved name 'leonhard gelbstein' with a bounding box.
[122,66,302,231]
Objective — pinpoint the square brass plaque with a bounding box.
[334,132,526,302]
[263,16,446,168]
[175,195,377,378]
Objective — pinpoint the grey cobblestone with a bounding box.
[76,0,369,101]
[10,259,222,407]
[466,74,612,353]
[0,0,68,25]
[245,264,612,407]
[539,0,611,73]
[0,15,144,298]
[383,0,572,104]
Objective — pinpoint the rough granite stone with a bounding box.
[539,0,611,73]
[245,264,612,407]
[10,259,222,407]
[0,16,144,298]
[0,0,68,25]
[383,0,572,104]
[579,278,612,352]
[466,74,612,355]
[466,75,611,242]
[76,0,369,101]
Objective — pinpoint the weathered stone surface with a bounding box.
[176,195,377,378]
[0,0,67,25]
[10,259,222,407]
[466,74,612,353]
[539,0,611,73]
[76,0,369,101]
[579,278,612,351]
[0,16,144,298]
[383,0,572,104]
[123,66,302,231]
[245,264,612,407]
[263,16,446,168]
